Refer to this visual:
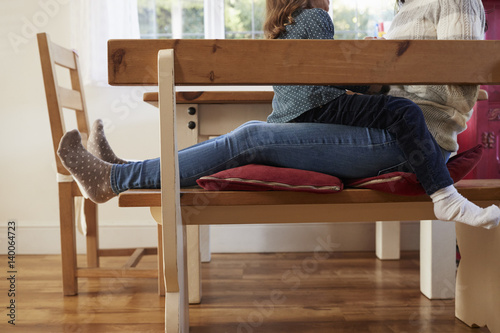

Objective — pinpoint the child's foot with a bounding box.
[431,185,500,229]
[57,129,116,204]
[87,119,129,164]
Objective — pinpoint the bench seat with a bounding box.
[119,179,500,223]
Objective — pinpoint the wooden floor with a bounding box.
[0,252,490,333]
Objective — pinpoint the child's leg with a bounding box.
[59,121,406,203]
[87,119,129,164]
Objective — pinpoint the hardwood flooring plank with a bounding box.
[0,252,491,333]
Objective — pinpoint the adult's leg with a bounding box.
[295,94,452,195]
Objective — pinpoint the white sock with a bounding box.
[431,185,500,229]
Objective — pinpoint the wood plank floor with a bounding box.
[0,252,490,333]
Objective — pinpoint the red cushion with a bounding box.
[196,164,343,193]
[345,144,483,196]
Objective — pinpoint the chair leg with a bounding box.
[84,199,99,268]
[59,182,78,296]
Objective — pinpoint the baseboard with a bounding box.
[0,224,160,255]
[210,222,420,253]
[0,222,419,255]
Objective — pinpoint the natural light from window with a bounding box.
[138,0,395,40]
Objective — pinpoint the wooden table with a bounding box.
[108,39,500,333]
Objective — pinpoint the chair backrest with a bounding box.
[37,32,90,176]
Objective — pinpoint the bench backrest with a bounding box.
[108,39,500,86]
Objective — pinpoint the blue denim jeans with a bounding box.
[110,120,451,195]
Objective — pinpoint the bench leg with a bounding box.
[420,220,456,299]
[455,222,500,332]
[176,101,203,304]
[375,221,400,260]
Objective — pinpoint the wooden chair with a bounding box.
[37,32,164,296]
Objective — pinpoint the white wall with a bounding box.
[0,0,161,254]
[0,0,420,255]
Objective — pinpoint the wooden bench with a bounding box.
[108,39,500,333]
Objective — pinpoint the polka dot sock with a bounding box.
[431,185,500,229]
[57,129,116,204]
[87,119,129,164]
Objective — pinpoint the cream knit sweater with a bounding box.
[386,0,486,152]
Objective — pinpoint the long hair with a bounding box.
[264,0,311,39]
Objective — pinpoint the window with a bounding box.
[138,0,394,40]
[225,0,265,39]
[332,0,395,39]
[138,0,204,39]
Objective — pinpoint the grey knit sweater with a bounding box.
[386,0,486,152]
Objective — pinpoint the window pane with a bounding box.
[332,0,395,40]
[225,0,265,39]
[182,0,204,39]
[138,0,164,38]
[138,0,204,39]
[156,0,173,38]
